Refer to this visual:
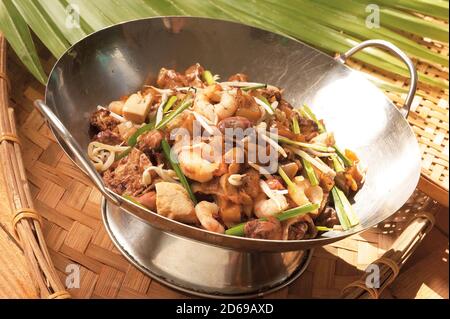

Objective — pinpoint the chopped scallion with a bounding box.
[161,139,197,204]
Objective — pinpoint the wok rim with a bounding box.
[44,16,422,250]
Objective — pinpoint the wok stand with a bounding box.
[102,198,313,298]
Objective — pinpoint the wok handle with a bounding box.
[336,40,417,118]
[34,100,122,206]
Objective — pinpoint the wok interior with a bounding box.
[45,17,421,249]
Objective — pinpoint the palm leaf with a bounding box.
[367,0,449,21]
[281,0,447,66]
[66,0,113,30]
[0,0,47,84]
[0,0,447,90]
[318,0,449,42]
[37,0,90,45]
[11,0,69,58]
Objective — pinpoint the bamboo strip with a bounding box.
[342,212,435,299]
[0,33,69,298]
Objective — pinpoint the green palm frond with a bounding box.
[0,0,447,92]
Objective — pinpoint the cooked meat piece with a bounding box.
[90,109,120,132]
[316,207,340,228]
[244,216,282,240]
[235,90,261,124]
[334,172,350,195]
[216,195,242,227]
[155,182,197,223]
[184,63,205,87]
[156,67,187,89]
[102,148,151,196]
[286,222,308,240]
[319,172,335,193]
[136,130,164,153]
[299,117,319,136]
[217,116,252,133]
[266,176,285,190]
[282,214,317,240]
[94,129,123,145]
[228,73,248,82]
[240,168,261,199]
[136,191,157,211]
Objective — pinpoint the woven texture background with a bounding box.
[4,34,448,298]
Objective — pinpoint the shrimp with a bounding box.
[195,201,225,233]
[176,142,220,183]
[254,192,289,218]
[290,176,323,215]
[194,84,238,122]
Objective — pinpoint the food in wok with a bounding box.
[87,64,366,240]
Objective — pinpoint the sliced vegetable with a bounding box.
[335,186,359,227]
[316,226,334,232]
[301,104,325,133]
[202,70,215,85]
[290,148,336,178]
[225,203,320,236]
[331,155,345,173]
[334,146,352,167]
[331,187,350,230]
[161,139,197,204]
[163,95,178,113]
[302,158,319,186]
[155,98,193,130]
[254,96,275,115]
[292,116,300,134]
[278,166,296,190]
[276,135,334,153]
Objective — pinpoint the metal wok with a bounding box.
[35,17,421,296]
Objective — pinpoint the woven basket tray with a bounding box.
[1,32,448,298]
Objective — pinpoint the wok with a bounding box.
[34,17,421,296]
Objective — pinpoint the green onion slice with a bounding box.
[161,139,197,204]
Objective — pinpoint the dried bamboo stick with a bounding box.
[0,33,70,299]
[342,212,435,299]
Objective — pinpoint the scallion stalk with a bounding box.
[161,139,197,204]
[202,70,215,85]
[333,145,352,167]
[225,203,320,236]
[277,135,334,153]
[155,98,193,130]
[278,166,296,190]
[163,95,178,113]
[331,155,345,173]
[292,117,300,134]
[316,226,334,232]
[334,186,359,227]
[301,104,325,133]
[302,158,319,186]
[331,187,351,230]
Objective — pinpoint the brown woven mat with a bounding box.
[4,37,448,298]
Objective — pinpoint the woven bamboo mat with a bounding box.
[4,39,448,298]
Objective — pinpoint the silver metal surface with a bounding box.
[103,199,312,297]
[40,16,421,253]
[336,39,418,118]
